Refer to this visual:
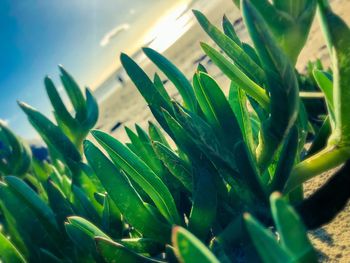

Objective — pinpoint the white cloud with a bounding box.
[100,24,130,47]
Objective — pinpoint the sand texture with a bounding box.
[95,0,350,261]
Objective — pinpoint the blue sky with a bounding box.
[0,0,176,139]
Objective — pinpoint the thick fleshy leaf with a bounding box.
[83,88,99,129]
[234,141,266,201]
[193,10,266,84]
[91,130,181,225]
[152,141,193,192]
[313,69,335,127]
[84,140,171,243]
[44,76,76,129]
[173,103,237,174]
[120,53,172,113]
[229,83,256,153]
[153,73,172,104]
[143,47,197,112]
[4,176,59,233]
[242,0,299,168]
[246,0,317,63]
[18,102,81,167]
[244,213,292,263]
[136,124,164,176]
[101,193,123,238]
[72,185,100,224]
[172,227,220,263]
[200,43,270,111]
[306,117,331,157]
[222,15,241,45]
[0,181,61,260]
[148,121,171,149]
[318,0,350,145]
[269,127,298,192]
[65,216,108,260]
[270,193,317,262]
[193,72,242,147]
[47,180,74,229]
[0,231,26,263]
[59,65,87,121]
[125,126,163,177]
[119,238,163,256]
[188,166,217,241]
[95,237,164,263]
[0,122,32,176]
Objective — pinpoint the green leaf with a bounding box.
[244,213,292,263]
[313,69,334,126]
[200,43,270,111]
[196,63,207,73]
[84,140,171,243]
[125,126,163,178]
[193,10,266,84]
[72,185,100,224]
[136,124,164,176]
[306,117,331,157]
[161,109,196,157]
[91,130,181,225]
[234,142,266,201]
[247,0,317,64]
[152,141,193,192]
[173,103,237,174]
[101,193,123,238]
[65,216,109,260]
[318,0,350,145]
[0,181,61,260]
[193,72,242,147]
[83,88,99,129]
[143,47,197,112]
[229,83,256,153]
[4,176,59,234]
[119,238,163,256]
[148,121,171,149]
[47,180,74,229]
[269,127,298,192]
[18,102,81,168]
[270,193,317,262]
[95,237,164,263]
[172,227,220,263]
[242,0,299,168]
[59,65,87,121]
[222,15,241,45]
[0,231,26,263]
[153,73,172,105]
[188,166,217,241]
[44,76,77,130]
[66,216,109,239]
[120,53,172,113]
[0,122,32,176]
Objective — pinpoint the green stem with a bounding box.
[285,145,350,192]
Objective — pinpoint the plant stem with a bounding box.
[285,145,350,192]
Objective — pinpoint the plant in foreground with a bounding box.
[0,0,350,262]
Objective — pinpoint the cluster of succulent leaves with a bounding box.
[1,0,350,262]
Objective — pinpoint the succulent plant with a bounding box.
[0,121,32,177]
[0,0,349,262]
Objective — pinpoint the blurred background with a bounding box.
[0,0,214,139]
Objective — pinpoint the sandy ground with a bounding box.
[95,0,350,261]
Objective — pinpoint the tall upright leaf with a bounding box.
[143,48,197,112]
[242,0,299,169]
[84,140,171,243]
